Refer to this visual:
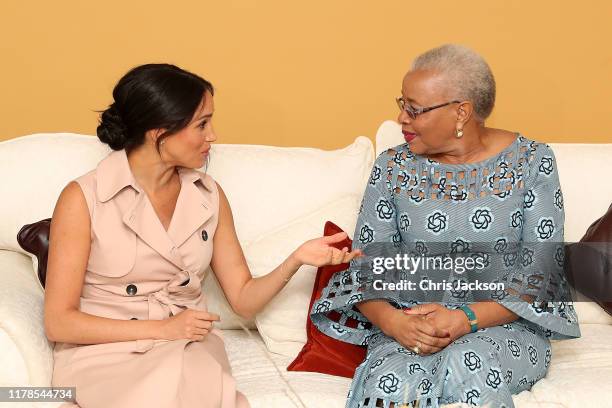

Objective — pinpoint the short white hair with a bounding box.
[411,44,496,122]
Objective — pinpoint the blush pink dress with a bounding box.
[51,149,247,408]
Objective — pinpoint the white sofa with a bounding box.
[1,121,611,408]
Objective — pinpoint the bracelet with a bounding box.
[459,305,478,333]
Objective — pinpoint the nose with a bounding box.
[205,125,217,143]
[397,109,411,125]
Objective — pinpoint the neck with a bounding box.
[429,125,489,165]
[126,146,177,193]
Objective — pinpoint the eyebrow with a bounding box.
[196,113,213,121]
[404,96,422,106]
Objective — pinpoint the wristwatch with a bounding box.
[459,305,478,333]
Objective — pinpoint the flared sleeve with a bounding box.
[310,150,404,346]
[498,144,580,339]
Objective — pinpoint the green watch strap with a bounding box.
[459,305,478,333]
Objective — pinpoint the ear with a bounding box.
[145,128,165,146]
[456,101,474,125]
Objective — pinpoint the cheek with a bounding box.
[177,131,203,150]
[417,117,451,146]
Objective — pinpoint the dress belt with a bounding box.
[147,269,204,320]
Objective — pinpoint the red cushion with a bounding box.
[287,221,366,378]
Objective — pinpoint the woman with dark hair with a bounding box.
[44,64,361,408]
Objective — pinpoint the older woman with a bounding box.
[44,64,361,408]
[311,45,580,408]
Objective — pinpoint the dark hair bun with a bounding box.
[96,64,214,152]
[97,104,129,150]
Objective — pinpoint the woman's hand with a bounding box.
[159,309,220,341]
[291,232,362,267]
[403,303,471,343]
[383,309,452,355]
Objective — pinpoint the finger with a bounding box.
[193,327,209,336]
[418,344,443,355]
[403,303,439,315]
[330,248,345,264]
[322,232,348,244]
[195,320,213,330]
[418,333,452,348]
[195,311,221,322]
[354,249,364,257]
[416,320,450,338]
[342,250,360,263]
[414,331,448,348]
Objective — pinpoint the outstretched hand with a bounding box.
[403,303,471,343]
[292,232,362,267]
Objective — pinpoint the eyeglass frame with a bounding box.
[396,97,462,120]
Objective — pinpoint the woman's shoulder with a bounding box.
[187,168,218,194]
[515,135,557,171]
[374,143,416,168]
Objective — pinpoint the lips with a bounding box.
[402,131,417,143]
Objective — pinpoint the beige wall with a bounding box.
[1,1,610,149]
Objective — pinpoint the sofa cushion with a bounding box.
[16,218,51,288]
[243,196,361,357]
[566,203,612,315]
[287,221,366,378]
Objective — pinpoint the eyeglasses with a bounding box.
[396,97,461,120]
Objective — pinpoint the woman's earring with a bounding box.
[455,128,464,138]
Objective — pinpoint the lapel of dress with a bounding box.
[122,192,187,270]
[166,167,215,249]
[96,149,198,270]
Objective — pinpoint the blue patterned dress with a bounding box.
[310,135,580,408]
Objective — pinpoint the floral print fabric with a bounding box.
[310,135,580,407]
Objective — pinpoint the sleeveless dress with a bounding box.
[51,149,245,408]
[311,135,580,408]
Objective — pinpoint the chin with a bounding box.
[407,141,426,155]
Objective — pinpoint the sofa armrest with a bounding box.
[0,250,54,386]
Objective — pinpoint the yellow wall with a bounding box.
[1,1,610,148]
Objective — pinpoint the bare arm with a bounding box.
[44,182,164,344]
[210,183,360,320]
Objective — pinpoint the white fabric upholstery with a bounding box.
[225,324,612,408]
[0,250,53,386]
[244,195,361,357]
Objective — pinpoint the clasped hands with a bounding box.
[386,303,472,356]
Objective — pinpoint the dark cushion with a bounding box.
[17,218,51,288]
[565,203,612,315]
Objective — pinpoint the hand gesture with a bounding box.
[292,232,362,267]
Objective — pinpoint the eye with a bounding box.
[198,120,208,129]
